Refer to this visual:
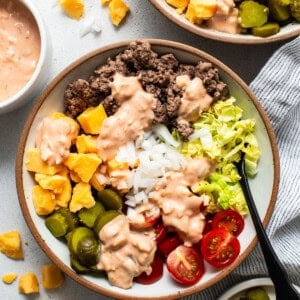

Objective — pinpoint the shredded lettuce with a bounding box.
[177,96,261,215]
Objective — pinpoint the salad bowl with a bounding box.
[16,39,279,299]
[149,0,300,44]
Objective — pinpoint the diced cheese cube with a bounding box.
[108,0,130,26]
[69,182,95,212]
[41,264,64,289]
[18,273,39,294]
[2,273,18,284]
[63,153,102,183]
[0,231,24,260]
[77,104,107,135]
[76,134,98,153]
[32,185,56,216]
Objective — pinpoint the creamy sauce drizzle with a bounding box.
[0,0,41,102]
[35,117,79,165]
[149,158,215,246]
[206,7,241,34]
[97,73,157,161]
[97,215,156,289]
[176,75,213,122]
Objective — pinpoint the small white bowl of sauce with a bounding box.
[0,0,48,114]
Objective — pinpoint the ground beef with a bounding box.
[64,40,229,139]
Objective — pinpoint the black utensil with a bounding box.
[236,153,300,300]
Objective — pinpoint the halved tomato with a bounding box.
[129,204,160,229]
[158,234,181,258]
[134,253,164,285]
[201,228,240,268]
[153,221,167,244]
[212,209,244,236]
[166,245,204,286]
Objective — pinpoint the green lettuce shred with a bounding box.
[178,97,261,215]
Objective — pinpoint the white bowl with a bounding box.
[218,277,300,300]
[0,0,49,114]
[149,0,300,44]
[16,39,280,299]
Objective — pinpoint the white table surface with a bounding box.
[0,0,292,299]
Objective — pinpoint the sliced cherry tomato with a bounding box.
[166,245,204,286]
[158,234,181,258]
[129,204,160,229]
[134,253,164,285]
[212,209,244,236]
[201,228,240,268]
[153,221,167,244]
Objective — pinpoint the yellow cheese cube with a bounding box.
[101,0,111,5]
[32,185,56,216]
[0,231,24,260]
[55,177,72,208]
[166,0,189,13]
[26,148,63,175]
[108,0,130,26]
[76,134,98,153]
[2,273,18,284]
[18,273,39,294]
[186,0,217,23]
[59,0,84,20]
[41,264,65,289]
[69,182,95,212]
[63,153,102,183]
[34,174,69,194]
[77,104,107,135]
[107,158,129,175]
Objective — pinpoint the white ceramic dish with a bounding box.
[218,277,300,300]
[149,0,300,44]
[0,0,49,114]
[16,39,280,299]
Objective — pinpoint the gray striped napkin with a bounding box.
[189,36,300,300]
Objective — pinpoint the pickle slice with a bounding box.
[70,255,90,274]
[93,210,121,234]
[96,189,123,211]
[252,22,280,36]
[77,235,100,266]
[268,0,291,21]
[239,1,269,28]
[291,0,300,21]
[78,201,105,228]
[245,287,270,300]
[57,207,79,231]
[45,212,69,238]
[67,227,95,256]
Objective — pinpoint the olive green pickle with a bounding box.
[44,187,123,274]
[238,0,300,37]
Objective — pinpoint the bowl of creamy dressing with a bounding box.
[0,0,48,114]
[16,39,279,299]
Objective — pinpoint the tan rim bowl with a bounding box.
[149,0,300,44]
[0,0,49,114]
[16,39,280,299]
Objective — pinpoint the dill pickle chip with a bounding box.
[96,189,123,211]
[268,0,291,21]
[291,0,300,21]
[239,1,269,28]
[93,210,121,234]
[78,201,105,228]
[76,235,100,266]
[68,227,95,256]
[252,22,280,36]
[45,212,69,238]
[56,207,79,231]
[70,255,90,274]
[245,287,270,300]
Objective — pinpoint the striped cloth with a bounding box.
[189,36,300,299]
